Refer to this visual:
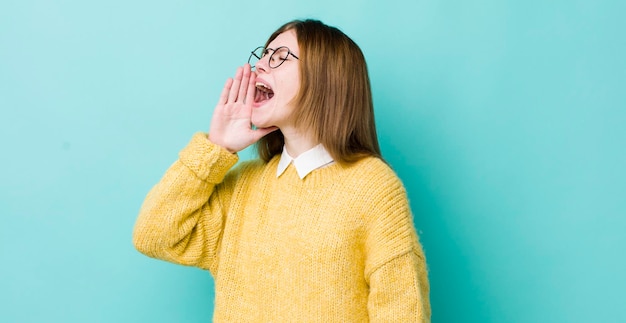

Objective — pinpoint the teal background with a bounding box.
[1,0,624,322]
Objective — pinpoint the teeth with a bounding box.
[255,82,272,91]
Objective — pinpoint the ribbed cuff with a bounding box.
[178,132,239,183]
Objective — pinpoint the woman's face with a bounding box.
[251,30,301,131]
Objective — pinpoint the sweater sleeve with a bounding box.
[363,164,431,322]
[367,249,431,322]
[132,132,238,273]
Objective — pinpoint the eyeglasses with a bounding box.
[248,46,299,70]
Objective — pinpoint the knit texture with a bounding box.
[133,133,431,322]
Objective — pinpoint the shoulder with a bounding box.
[222,156,278,185]
[341,156,407,197]
[235,158,269,173]
[354,158,419,276]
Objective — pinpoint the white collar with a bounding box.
[276,144,335,179]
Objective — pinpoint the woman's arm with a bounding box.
[367,249,430,322]
[363,166,431,322]
[133,133,238,273]
[133,64,277,274]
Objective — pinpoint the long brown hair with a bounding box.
[256,19,382,164]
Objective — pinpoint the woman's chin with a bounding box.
[250,115,269,129]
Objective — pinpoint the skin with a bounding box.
[208,30,317,157]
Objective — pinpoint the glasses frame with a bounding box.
[248,46,299,70]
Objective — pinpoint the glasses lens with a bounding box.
[248,47,264,68]
[269,47,290,68]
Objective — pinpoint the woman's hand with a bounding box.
[208,64,278,153]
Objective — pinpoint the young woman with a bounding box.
[133,19,431,322]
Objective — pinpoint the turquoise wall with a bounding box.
[1,1,624,322]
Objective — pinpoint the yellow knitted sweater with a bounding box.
[133,133,431,322]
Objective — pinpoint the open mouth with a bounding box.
[254,82,274,104]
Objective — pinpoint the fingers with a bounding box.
[223,65,255,105]
[238,64,253,103]
[244,65,257,104]
[218,78,233,105]
[227,67,243,103]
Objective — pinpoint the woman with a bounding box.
[133,19,430,322]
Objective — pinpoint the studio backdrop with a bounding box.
[1,1,624,322]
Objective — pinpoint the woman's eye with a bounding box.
[276,49,289,60]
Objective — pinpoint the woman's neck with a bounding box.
[281,127,318,158]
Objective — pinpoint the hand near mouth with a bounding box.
[208,64,278,153]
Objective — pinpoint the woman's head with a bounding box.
[255,19,381,164]
[250,30,301,132]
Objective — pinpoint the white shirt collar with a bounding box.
[276,144,335,179]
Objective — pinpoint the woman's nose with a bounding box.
[255,55,269,73]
